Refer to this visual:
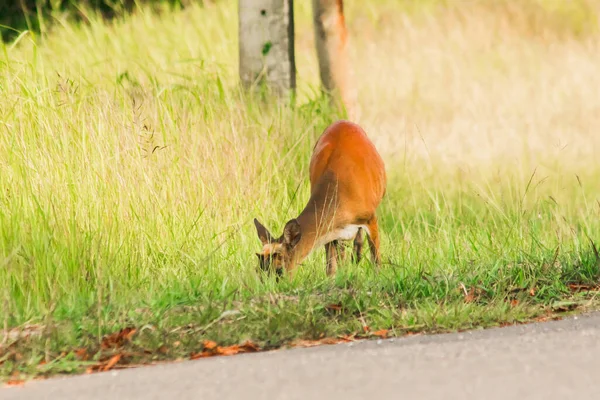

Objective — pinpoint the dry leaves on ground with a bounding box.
[74,348,90,361]
[371,329,389,338]
[289,328,398,348]
[533,311,563,323]
[84,326,138,374]
[290,335,356,348]
[190,340,260,360]
[101,327,137,349]
[568,283,600,292]
[325,303,343,313]
[4,379,25,387]
[460,283,482,304]
[3,371,25,387]
[86,354,122,374]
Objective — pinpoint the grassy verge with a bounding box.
[2,0,600,381]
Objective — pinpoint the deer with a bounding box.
[253,120,387,278]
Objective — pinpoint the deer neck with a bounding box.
[292,185,341,264]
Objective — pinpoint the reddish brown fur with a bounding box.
[308,120,386,215]
[254,120,386,277]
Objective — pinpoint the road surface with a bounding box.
[4,312,600,399]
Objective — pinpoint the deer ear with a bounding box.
[283,219,302,249]
[254,218,274,245]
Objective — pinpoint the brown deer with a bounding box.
[254,120,386,277]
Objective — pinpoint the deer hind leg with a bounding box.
[365,216,381,267]
[325,240,339,276]
[352,227,364,264]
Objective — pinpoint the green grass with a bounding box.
[2,0,600,381]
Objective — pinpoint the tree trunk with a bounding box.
[238,0,296,98]
[311,0,357,119]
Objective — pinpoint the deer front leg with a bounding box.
[325,240,339,276]
[353,227,364,264]
[366,216,381,267]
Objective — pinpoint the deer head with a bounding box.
[253,218,302,276]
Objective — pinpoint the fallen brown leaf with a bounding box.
[191,340,261,360]
[189,351,210,360]
[216,345,240,356]
[568,283,600,292]
[239,340,260,352]
[533,311,563,323]
[372,329,389,338]
[74,348,89,361]
[510,299,519,307]
[529,287,536,296]
[325,303,342,312]
[202,340,217,350]
[123,328,137,340]
[86,354,123,374]
[217,340,260,356]
[101,327,137,349]
[103,354,122,371]
[464,287,476,303]
[339,334,357,342]
[290,340,324,348]
[319,337,343,345]
[4,379,25,387]
[291,335,356,348]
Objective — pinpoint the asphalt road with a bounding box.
[4,312,600,400]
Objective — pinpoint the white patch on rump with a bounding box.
[314,224,370,249]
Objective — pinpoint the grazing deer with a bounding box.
[254,120,386,277]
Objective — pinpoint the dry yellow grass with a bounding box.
[333,1,600,171]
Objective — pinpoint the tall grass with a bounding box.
[1,0,600,378]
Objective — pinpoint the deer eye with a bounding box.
[271,253,283,261]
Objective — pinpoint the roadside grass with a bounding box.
[2,0,600,381]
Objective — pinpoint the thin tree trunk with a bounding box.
[311,0,358,119]
[238,0,296,98]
